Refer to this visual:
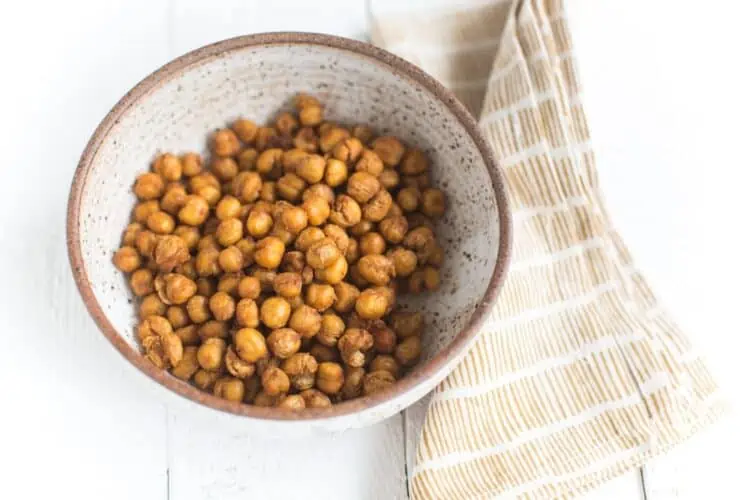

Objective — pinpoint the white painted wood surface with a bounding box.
[1,1,747,499]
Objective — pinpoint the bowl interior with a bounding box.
[75,39,501,415]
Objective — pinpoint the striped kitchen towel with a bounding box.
[370,0,724,498]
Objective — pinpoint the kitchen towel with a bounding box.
[370,0,724,498]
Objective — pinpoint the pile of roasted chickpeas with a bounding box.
[113,94,446,409]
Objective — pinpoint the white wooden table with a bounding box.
[1,1,747,498]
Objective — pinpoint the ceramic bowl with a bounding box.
[67,33,511,433]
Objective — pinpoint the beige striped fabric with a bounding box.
[371,0,724,498]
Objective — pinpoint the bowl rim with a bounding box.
[67,31,512,421]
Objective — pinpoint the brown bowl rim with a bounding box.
[67,32,512,421]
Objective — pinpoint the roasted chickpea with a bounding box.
[348,124,371,142]
[316,362,345,395]
[237,148,259,171]
[255,148,283,177]
[232,171,263,203]
[390,312,423,339]
[186,295,211,324]
[362,189,393,222]
[213,218,242,247]
[355,150,384,176]
[209,291,235,321]
[262,366,290,396]
[267,328,301,359]
[305,283,336,312]
[299,388,332,408]
[349,220,373,238]
[253,268,278,292]
[178,195,210,226]
[211,128,242,157]
[146,211,175,235]
[357,254,395,286]
[294,127,318,152]
[332,137,363,164]
[113,246,141,273]
[315,255,348,285]
[155,273,197,305]
[275,111,299,135]
[171,346,200,380]
[296,195,330,227]
[199,320,229,340]
[190,172,220,192]
[378,168,400,190]
[242,376,262,403]
[195,248,221,277]
[122,222,143,246]
[363,370,396,395]
[276,173,307,202]
[403,226,436,263]
[333,282,360,314]
[370,355,400,378]
[387,202,404,218]
[232,118,258,143]
[395,336,421,367]
[213,376,246,402]
[210,157,238,182]
[347,172,380,204]
[329,194,362,227]
[278,394,306,410]
[421,265,440,291]
[237,276,261,300]
[295,154,326,184]
[159,185,187,216]
[371,136,405,167]
[407,211,435,229]
[130,268,154,296]
[399,148,428,174]
[337,328,374,368]
[285,305,320,339]
[134,172,165,200]
[280,251,305,273]
[396,187,421,213]
[282,149,308,174]
[360,232,386,255]
[389,247,418,277]
[139,294,166,319]
[137,316,181,367]
[252,391,282,407]
[194,369,220,390]
[299,105,323,127]
[294,227,325,252]
[305,238,341,269]
[345,238,360,264]
[341,366,366,400]
[212,196,240,221]
[355,288,390,319]
[270,223,294,247]
[402,173,430,189]
[233,298,258,328]
[234,328,268,363]
[181,152,203,177]
[225,346,255,378]
[319,127,350,153]
[303,184,335,206]
[372,324,398,354]
[244,210,272,239]
[254,236,285,269]
[173,225,200,251]
[255,127,280,151]
[310,343,339,363]
[197,337,226,371]
[260,296,291,329]
[348,262,368,288]
[427,245,444,268]
[217,246,243,273]
[322,224,349,253]
[420,188,446,218]
[195,184,222,206]
[324,158,348,187]
[268,273,300,299]
[280,206,308,235]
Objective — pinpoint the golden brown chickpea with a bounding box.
[122,222,143,246]
[395,335,421,367]
[287,295,304,310]
[155,273,197,305]
[294,127,318,153]
[420,188,446,218]
[256,148,283,177]
[181,152,203,177]
[345,238,360,265]
[213,376,245,402]
[355,288,390,320]
[332,282,360,314]
[134,172,165,201]
[354,150,384,177]
[332,137,363,164]
[347,172,381,204]
[363,370,396,395]
[140,293,167,318]
[159,185,187,215]
[400,148,428,174]
[370,354,400,378]
[316,362,345,395]
[178,195,210,226]
[337,328,374,368]
[237,148,259,171]
[174,225,200,250]
[360,232,386,255]
[253,268,278,292]
[270,223,294,247]
[195,184,222,206]
[195,277,216,297]
[314,313,344,347]
[209,291,235,321]
[186,295,211,324]
[309,343,339,363]
[329,194,362,227]
[235,238,256,267]
[341,366,366,400]
[276,173,307,202]
[171,346,200,380]
[407,269,425,294]
[260,296,291,329]
[255,126,279,151]
[280,206,308,235]
[357,254,395,286]
[231,171,263,203]
[305,238,341,269]
[194,369,220,391]
[299,105,323,127]
[211,128,242,157]
[237,276,262,300]
[272,272,302,299]
[281,148,308,173]
[401,173,430,189]
[294,227,325,252]
[113,246,141,273]
[296,195,329,227]
[387,202,404,218]
[423,265,441,291]
[362,189,393,222]
[234,327,268,363]
[371,136,405,167]
[215,246,242,273]
[214,196,240,220]
[175,259,198,281]
[190,172,220,191]
[130,268,154,296]
[261,366,290,396]
[174,324,199,345]
[244,210,271,239]
[275,111,299,135]
[197,337,226,371]
[277,394,305,410]
[288,305,322,338]
[305,283,336,312]
[318,225,347,254]
[146,211,175,234]
[319,126,350,153]
[323,158,348,187]
[390,247,418,277]
[378,168,400,190]
[396,187,421,213]
[427,245,444,268]
[300,388,332,408]
[198,320,230,340]
[349,220,373,237]
[403,226,437,264]
[295,154,326,184]
[372,324,398,354]
[303,184,335,206]
[390,311,424,339]
[210,157,238,182]
[267,328,301,359]
[195,248,221,277]
[213,218,242,247]
[232,118,258,143]
[315,255,348,285]
[251,391,281,407]
[280,251,305,273]
[348,263,368,289]
[350,124,372,142]
[225,346,255,378]
[233,298,258,328]
[254,236,285,269]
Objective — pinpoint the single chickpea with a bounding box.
[332,137,363,164]
[348,262,368,288]
[351,125,373,143]
[371,136,405,167]
[360,232,386,255]
[420,188,446,218]
[160,184,187,215]
[355,288,390,319]
[345,238,360,264]
[256,148,284,178]
[155,273,197,305]
[113,246,141,273]
[423,266,441,291]
[357,254,395,286]
[337,328,374,368]
[355,150,384,176]
[319,126,350,153]
[245,210,272,239]
[294,127,319,153]
[387,202,404,218]
[122,222,143,246]
[211,128,242,157]
[270,223,294,247]
[209,291,235,321]
[235,298,259,328]
[324,158,349,187]
[235,238,256,267]
[281,251,305,273]
[303,183,335,205]
[378,169,400,190]
[253,391,282,407]
[305,238,341,269]
[278,394,306,410]
[232,118,258,143]
[332,282,360,314]
[225,346,256,379]
[275,112,299,135]
[370,354,400,378]
[395,336,421,367]
[286,305,320,339]
[178,195,210,226]
[305,283,336,312]
[427,245,444,268]
[403,226,437,264]
[316,362,345,395]
[363,370,396,395]
[390,247,418,277]
[213,376,246,402]
[218,246,244,273]
[363,189,393,222]
[260,296,291,329]
[130,268,154,296]
[187,295,211,324]
[175,260,198,281]
[232,171,263,203]
[195,248,221,277]
[347,172,381,204]
[341,366,366,400]
[134,172,165,200]
[237,148,259,171]
[197,337,227,371]
[316,313,346,347]
[237,276,262,300]
[140,294,166,318]
[396,187,421,213]
[280,206,308,234]
[372,324,398,354]
[181,152,203,177]
[195,184,221,207]
[255,127,279,151]
[267,328,301,359]
[322,224,349,253]
[273,272,302,299]
[147,211,175,234]
[261,366,290,396]
[295,227,326,252]
[300,195,330,226]
[282,149,308,173]
[171,346,200,380]
[350,220,374,237]
[390,311,424,339]
[299,388,332,408]
[234,328,268,363]
[255,183,273,203]
[253,268,278,292]
[189,172,220,192]
[194,369,220,391]
[214,218,243,247]
[174,225,200,251]
[210,157,238,182]
[294,94,321,110]
[214,196,241,220]
[299,105,323,127]
[195,277,216,297]
[310,343,339,363]
[296,154,326,184]
[254,236,285,269]
[276,173,307,202]
[315,255,348,285]
[329,194,362,227]
[198,320,229,340]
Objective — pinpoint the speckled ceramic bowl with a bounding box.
[67,33,511,433]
